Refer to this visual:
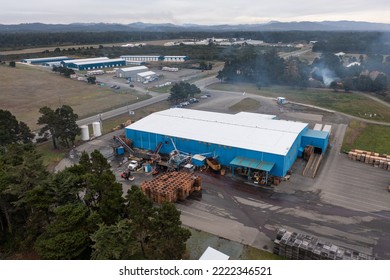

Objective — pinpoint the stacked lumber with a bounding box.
[273,228,375,260]
[141,171,202,204]
[348,149,390,171]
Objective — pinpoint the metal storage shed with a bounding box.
[116,66,149,79]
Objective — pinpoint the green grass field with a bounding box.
[342,120,390,154]
[209,83,390,123]
[150,85,173,93]
[35,141,67,171]
[0,64,149,130]
[101,100,171,133]
[229,98,261,112]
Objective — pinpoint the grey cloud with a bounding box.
[1,0,390,24]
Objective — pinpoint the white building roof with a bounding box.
[73,58,124,66]
[24,56,69,62]
[347,62,361,68]
[65,57,109,64]
[199,247,229,260]
[127,109,308,156]
[137,71,157,77]
[118,66,149,72]
[121,55,160,58]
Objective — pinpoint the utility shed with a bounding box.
[136,71,158,82]
[199,247,229,260]
[116,66,149,79]
[301,130,329,154]
[125,108,310,177]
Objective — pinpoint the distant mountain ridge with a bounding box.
[1,20,390,32]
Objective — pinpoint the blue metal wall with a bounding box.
[300,130,329,154]
[125,128,305,177]
[64,60,126,70]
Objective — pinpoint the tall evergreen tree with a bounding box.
[37,105,80,149]
[0,110,34,146]
[34,203,100,259]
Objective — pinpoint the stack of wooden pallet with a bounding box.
[141,171,202,203]
[348,149,390,171]
[273,228,375,260]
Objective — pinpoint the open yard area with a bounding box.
[0,64,148,130]
[342,120,390,154]
[208,83,390,123]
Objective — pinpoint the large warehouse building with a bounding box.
[125,109,329,177]
[61,57,126,70]
[21,56,71,65]
[120,55,189,64]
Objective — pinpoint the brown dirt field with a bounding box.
[0,64,146,130]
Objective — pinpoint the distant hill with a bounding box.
[1,21,390,33]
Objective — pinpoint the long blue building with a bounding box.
[61,57,126,71]
[125,109,329,177]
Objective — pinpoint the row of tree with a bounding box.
[217,46,309,87]
[0,109,191,259]
[52,66,75,77]
[216,45,389,95]
[2,31,390,53]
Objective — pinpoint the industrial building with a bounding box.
[120,55,189,64]
[120,55,162,63]
[136,71,158,82]
[125,109,329,178]
[21,56,71,65]
[61,57,126,71]
[116,66,149,79]
[163,56,188,62]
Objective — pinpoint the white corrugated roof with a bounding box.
[121,55,160,58]
[137,71,157,77]
[65,57,109,64]
[24,56,69,62]
[118,66,149,72]
[73,58,124,66]
[127,109,308,156]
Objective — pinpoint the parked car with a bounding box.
[189,98,199,103]
[200,95,208,99]
[128,160,139,171]
[180,101,190,107]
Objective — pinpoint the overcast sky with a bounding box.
[2,0,390,25]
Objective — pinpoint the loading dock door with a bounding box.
[230,156,275,181]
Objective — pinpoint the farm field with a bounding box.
[208,83,390,123]
[0,64,148,130]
